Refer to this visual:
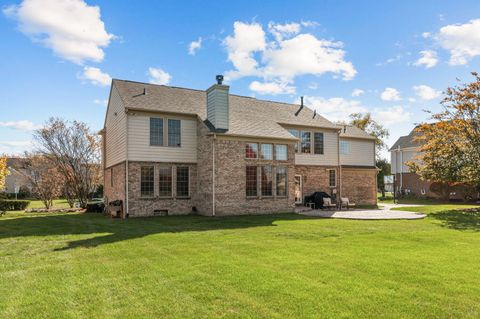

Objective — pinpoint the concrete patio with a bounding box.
[296,203,426,220]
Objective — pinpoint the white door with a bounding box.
[294,175,303,204]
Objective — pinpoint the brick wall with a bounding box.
[212,138,296,216]
[194,120,214,215]
[127,161,197,217]
[295,165,339,200]
[104,162,126,209]
[341,167,377,205]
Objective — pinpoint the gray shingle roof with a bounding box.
[389,127,422,150]
[113,79,374,140]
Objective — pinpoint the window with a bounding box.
[246,143,258,158]
[275,144,287,161]
[150,118,163,146]
[168,119,181,147]
[261,166,273,196]
[329,169,336,187]
[288,129,300,152]
[246,166,258,196]
[140,166,154,197]
[159,167,172,197]
[314,132,324,155]
[340,141,350,154]
[260,144,273,160]
[300,131,311,154]
[276,167,287,196]
[176,166,190,197]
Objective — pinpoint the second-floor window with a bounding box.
[340,141,350,154]
[150,118,163,146]
[275,145,287,160]
[288,129,300,152]
[300,131,311,154]
[314,132,324,154]
[168,119,181,147]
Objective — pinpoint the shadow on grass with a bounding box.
[0,213,318,250]
[430,209,480,231]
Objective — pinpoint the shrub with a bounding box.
[0,200,31,211]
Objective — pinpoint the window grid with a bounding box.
[261,166,273,196]
[150,118,163,146]
[168,119,181,147]
[140,166,155,197]
[159,167,172,197]
[261,144,273,160]
[275,144,288,161]
[314,132,324,155]
[340,141,350,154]
[246,166,258,196]
[276,166,287,196]
[176,167,190,197]
[329,169,336,187]
[245,143,258,158]
[300,131,311,154]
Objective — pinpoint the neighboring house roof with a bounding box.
[112,79,374,141]
[389,127,422,151]
[7,157,26,169]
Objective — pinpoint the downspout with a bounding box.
[337,129,342,199]
[125,111,129,219]
[212,134,216,216]
[399,146,403,191]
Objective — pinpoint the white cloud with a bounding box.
[408,97,416,103]
[422,32,431,38]
[373,106,411,127]
[0,140,33,155]
[93,99,108,106]
[414,50,438,69]
[268,22,301,41]
[79,66,111,87]
[224,21,266,79]
[148,67,171,85]
[0,120,41,131]
[223,21,356,94]
[380,87,401,101]
[4,0,115,64]
[249,81,295,95]
[352,89,364,97]
[300,96,367,123]
[188,37,202,55]
[413,85,441,101]
[438,19,480,65]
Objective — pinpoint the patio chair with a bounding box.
[323,197,337,210]
[341,197,356,210]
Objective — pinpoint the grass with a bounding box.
[26,199,71,210]
[1,201,480,318]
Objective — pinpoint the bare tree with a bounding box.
[34,118,101,208]
[22,154,62,209]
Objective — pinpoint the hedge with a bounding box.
[0,200,31,211]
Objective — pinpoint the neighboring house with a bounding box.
[101,77,378,217]
[390,127,476,199]
[4,157,30,195]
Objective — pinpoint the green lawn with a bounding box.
[1,202,480,318]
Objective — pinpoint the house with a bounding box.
[390,127,477,199]
[101,76,378,217]
[3,158,30,195]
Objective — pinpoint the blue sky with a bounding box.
[1,0,480,159]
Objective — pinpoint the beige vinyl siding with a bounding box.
[401,150,416,172]
[295,130,339,166]
[340,138,375,166]
[127,113,197,163]
[391,149,420,173]
[105,85,127,168]
[391,151,397,174]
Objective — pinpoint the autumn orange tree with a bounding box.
[0,155,8,192]
[408,72,480,194]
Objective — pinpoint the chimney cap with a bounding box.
[216,75,224,85]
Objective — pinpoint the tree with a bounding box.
[0,155,8,192]
[376,159,391,197]
[34,118,101,208]
[21,154,62,209]
[348,113,390,158]
[408,72,480,195]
